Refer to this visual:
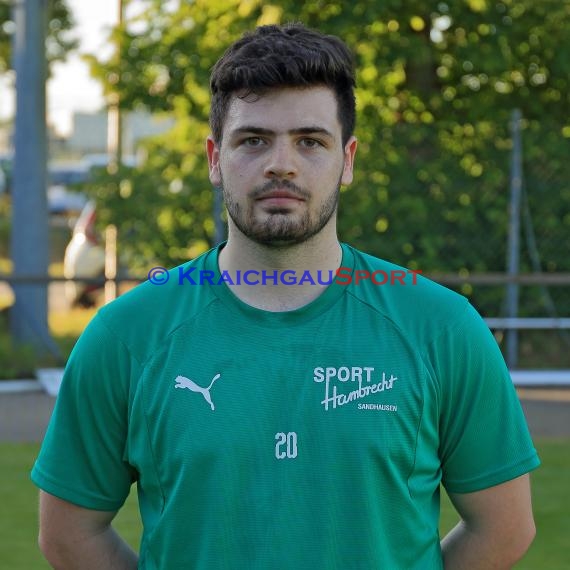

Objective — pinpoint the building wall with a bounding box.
[68,110,175,155]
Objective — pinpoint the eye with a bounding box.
[243,136,265,147]
[299,138,323,149]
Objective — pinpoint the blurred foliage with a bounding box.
[83,0,570,315]
[0,0,77,74]
[0,310,36,378]
[0,305,97,379]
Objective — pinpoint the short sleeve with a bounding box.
[31,313,139,510]
[430,302,540,493]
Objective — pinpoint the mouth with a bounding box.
[255,190,306,204]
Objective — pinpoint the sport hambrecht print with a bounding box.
[313,366,398,411]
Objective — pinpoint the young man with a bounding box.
[33,24,539,569]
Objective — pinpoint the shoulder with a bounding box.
[94,248,220,364]
[343,245,474,346]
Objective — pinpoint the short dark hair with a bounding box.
[209,23,356,145]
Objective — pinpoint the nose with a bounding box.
[263,140,297,179]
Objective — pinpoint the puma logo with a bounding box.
[174,373,221,411]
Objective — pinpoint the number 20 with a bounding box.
[275,432,298,459]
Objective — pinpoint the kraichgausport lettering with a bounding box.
[177,268,336,286]
[168,267,422,286]
[334,267,422,286]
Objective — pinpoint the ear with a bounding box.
[206,135,222,187]
[340,136,358,186]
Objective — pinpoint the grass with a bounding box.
[0,439,568,568]
[0,443,141,569]
[440,439,570,569]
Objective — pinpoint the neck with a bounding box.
[218,222,342,311]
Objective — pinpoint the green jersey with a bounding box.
[32,243,539,569]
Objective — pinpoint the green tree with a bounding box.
[85,0,570,315]
[0,0,77,74]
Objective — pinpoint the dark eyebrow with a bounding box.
[230,126,335,140]
[290,126,335,139]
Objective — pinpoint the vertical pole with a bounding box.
[107,96,122,173]
[107,0,124,173]
[104,225,118,304]
[10,0,50,351]
[506,109,523,368]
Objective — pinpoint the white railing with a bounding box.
[485,318,570,386]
